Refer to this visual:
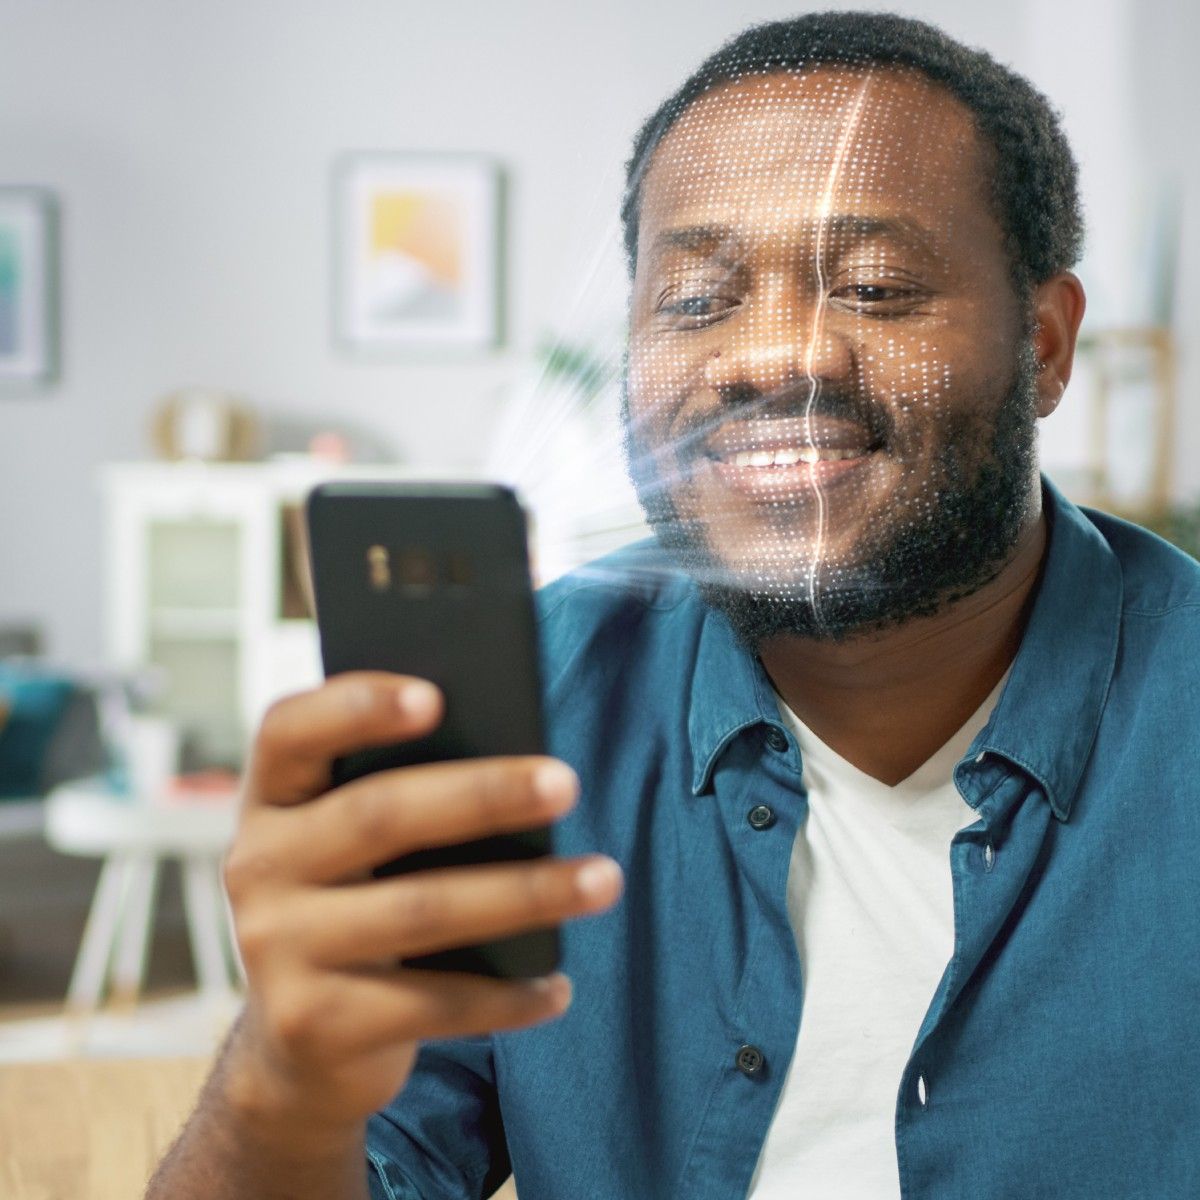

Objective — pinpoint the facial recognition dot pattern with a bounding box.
[620,61,1042,646]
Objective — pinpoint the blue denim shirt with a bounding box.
[367,478,1200,1199]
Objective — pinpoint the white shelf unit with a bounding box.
[100,460,463,770]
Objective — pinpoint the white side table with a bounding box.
[44,779,241,1012]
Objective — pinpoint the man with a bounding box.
[149,13,1200,1200]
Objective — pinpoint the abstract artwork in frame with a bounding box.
[334,154,502,354]
[0,188,58,387]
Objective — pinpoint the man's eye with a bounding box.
[851,285,898,301]
[659,294,737,323]
[830,283,926,312]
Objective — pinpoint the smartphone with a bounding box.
[305,481,559,980]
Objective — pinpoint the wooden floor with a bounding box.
[0,834,224,1197]
[0,833,517,1198]
[0,1054,519,1199]
[0,1056,212,1200]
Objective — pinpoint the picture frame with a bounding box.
[0,187,58,387]
[333,153,503,354]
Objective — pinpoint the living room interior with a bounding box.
[1,1,1197,1196]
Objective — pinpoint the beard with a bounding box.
[621,344,1041,648]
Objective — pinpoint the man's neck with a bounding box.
[758,510,1048,786]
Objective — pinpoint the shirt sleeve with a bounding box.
[364,1035,511,1200]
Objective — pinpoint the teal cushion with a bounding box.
[0,665,75,799]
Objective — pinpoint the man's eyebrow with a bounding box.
[651,224,743,265]
[649,215,940,261]
[820,213,941,255]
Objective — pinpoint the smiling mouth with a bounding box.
[719,445,876,468]
[700,433,884,501]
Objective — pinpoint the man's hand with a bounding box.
[219,671,623,1146]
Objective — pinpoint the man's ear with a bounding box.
[1031,272,1087,418]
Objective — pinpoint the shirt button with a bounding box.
[748,804,776,830]
[765,727,789,753]
[917,1074,929,1106]
[736,1044,765,1077]
[974,750,987,764]
[984,842,995,870]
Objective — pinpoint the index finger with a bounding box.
[243,672,443,808]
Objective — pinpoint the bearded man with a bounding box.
[149,13,1200,1200]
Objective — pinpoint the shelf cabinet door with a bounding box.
[147,519,241,612]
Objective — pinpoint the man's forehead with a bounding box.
[640,66,984,222]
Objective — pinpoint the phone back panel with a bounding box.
[306,482,557,979]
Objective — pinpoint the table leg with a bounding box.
[111,854,160,1005]
[65,855,129,1013]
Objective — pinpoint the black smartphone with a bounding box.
[305,481,559,980]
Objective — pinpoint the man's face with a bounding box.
[624,67,1040,644]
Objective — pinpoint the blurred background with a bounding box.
[0,0,1196,1194]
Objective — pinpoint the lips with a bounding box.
[701,420,883,499]
[705,417,880,459]
[725,446,872,467]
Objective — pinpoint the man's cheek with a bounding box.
[624,402,688,503]
[628,363,685,418]
[862,354,954,463]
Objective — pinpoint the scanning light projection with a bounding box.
[489,32,1055,649]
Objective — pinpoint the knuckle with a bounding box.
[221,851,243,900]
[339,676,380,718]
[232,907,278,971]
[256,696,295,751]
[428,983,473,1028]
[394,881,441,940]
[222,840,275,901]
[269,992,321,1052]
[222,851,252,903]
[344,780,395,848]
[521,862,566,920]
[497,982,552,1028]
[474,763,524,825]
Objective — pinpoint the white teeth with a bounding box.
[729,447,869,468]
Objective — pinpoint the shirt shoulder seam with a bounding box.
[537,579,687,623]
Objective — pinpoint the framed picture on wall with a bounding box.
[333,153,503,353]
[0,188,58,386]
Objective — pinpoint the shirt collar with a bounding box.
[688,599,781,794]
[685,476,1122,817]
[968,477,1122,821]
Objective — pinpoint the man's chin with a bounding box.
[690,565,905,648]
[651,513,859,597]
[644,518,872,644]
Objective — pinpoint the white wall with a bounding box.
[1,0,1194,662]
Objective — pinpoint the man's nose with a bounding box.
[703,293,854,396]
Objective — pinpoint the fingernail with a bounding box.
[576,857,622,899]
[398,680,440,719]
[533,760,579,807]
[528,973,572,1007]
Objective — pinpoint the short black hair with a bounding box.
[621,11,1083,299]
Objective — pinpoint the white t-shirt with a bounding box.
[748,676,1007,1198]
